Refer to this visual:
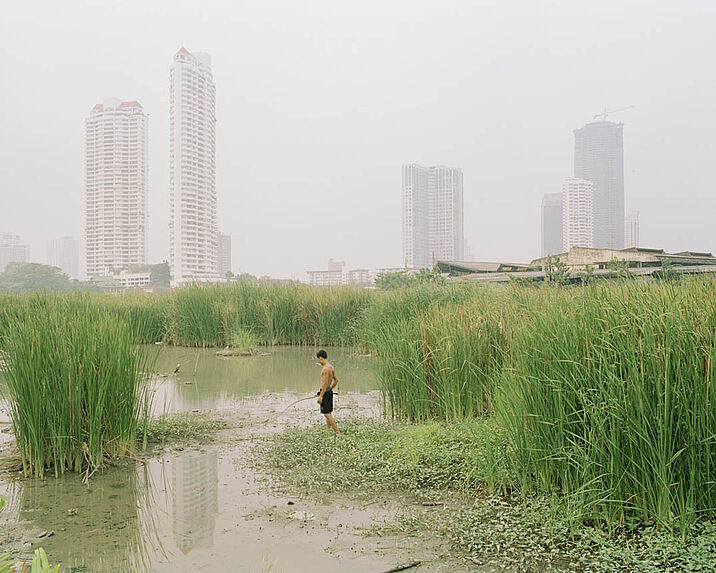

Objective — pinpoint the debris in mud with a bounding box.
[37,530,54,538]
[381,561,421,573]
[287,500,295,505]
[67,508,78,516]
[421,501,442,507]
[290,510,315,521]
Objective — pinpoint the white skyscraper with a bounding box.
[625,210,640,248]
[169,47,218,284]
[47,236,79,279]
[562,178,594,251]
[402,164,464,269]
[85,98,148,277]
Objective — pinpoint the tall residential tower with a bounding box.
[169,47,218,284]
[562,178,594,251]
[541,193,563,256]
[85,98,148,277]
[47,236,80,279]
[574,121,624,250]
[402,164,463,269]
[625,210,640,248]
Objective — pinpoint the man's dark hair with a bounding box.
[316,349,328,359]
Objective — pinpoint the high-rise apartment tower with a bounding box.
[574,121,624,250]
[0,233,29,273]
[562,178,594,251]
[85,98,148,277]
[47,236,80,279]
[217,233,231,278]
[169,47,218,284]
[541,193,563,256]
[402,164,464,269]
[625,210,640,248]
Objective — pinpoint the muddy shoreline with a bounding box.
[0,391,469,572]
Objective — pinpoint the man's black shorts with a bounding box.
[320,388,334,414]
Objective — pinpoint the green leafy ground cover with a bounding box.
[264,420,716,572]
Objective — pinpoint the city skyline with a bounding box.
[2,1,715,279]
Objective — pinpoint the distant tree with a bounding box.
[85,275,123,292]
[225,270,235,280]
[579,264,595,286]
[654,258,680,282]
[235,273,257,284]
[607,258,632,279]
[0,263,75,292]
[375,268,446,290]
[508,275,541,287]
[544,256,570,286]
[150,262,171,286]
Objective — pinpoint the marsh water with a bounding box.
[148,345,378,413]
[0,347,440,573]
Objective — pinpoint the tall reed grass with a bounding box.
[0,293,154,478]
[167,283,370,347]
[357,284,510,420]
[496,279,716,531]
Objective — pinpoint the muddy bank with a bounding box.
[0,391,468,572]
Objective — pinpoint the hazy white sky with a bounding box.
[1,0,714,278]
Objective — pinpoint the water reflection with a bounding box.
[3,451,220,571]
[0,347,379,571]
[14,463,154,572]
[171,451,218,554]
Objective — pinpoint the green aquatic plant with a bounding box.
[496,278,716,532]
[0,293,155,479]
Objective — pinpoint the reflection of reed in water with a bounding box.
[171,451,218,554]
[15,462,163,573]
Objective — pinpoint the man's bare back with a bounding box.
[316,350,340,435]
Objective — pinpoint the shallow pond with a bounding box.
[149,345,378,413]
[0,347,416,572]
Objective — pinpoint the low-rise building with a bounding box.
[531,246,716,271]
[113,271,152,289]
[307,269,344,287]
[345,269,371,286]
[437,247,716,284]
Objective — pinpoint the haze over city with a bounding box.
[1,0,714,280]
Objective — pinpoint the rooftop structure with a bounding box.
[438,247,716,284]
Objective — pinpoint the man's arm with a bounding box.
[330,369,338,390]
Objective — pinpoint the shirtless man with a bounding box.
[316,350,340,435]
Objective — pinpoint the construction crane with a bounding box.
[593,105,635,122]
